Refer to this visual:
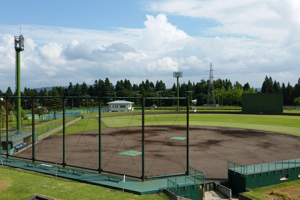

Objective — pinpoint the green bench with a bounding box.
[72,169,86,176]
[26,162,39,168]
[57,166,72,173]
[39,164,53,170]
[106,175,123,183]
[4,157,15,163]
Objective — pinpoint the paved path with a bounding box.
[205,190,239,200]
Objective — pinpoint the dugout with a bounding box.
[242,93,283,114]
[167,168,205,200]
[228,159,300,195]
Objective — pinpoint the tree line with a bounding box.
[0,76,300,110]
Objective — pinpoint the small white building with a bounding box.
[107,100,134,112]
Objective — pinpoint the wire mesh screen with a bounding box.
[100,97,143,177]
[144,97,188,178]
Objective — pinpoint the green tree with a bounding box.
[284,83,294,105]
[293,97,300,108]
[82,82,89,95]
[261,76,275,93]
[0,106,5,131]
[104,78,114,96]
[67,82,74,96]
[48,87,62,119]
[273,80,281,93]
[35,107,46,120]
[8,111,15,122]
[243,83,251,91]
[281,83,287,105]
[292,78,300,101]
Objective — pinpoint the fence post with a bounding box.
[186,97,189,175]
[5,98,9,157]
[31,97,35,162]
[98,97,102,174]
[142,97,145,181]
[62,97,66,167]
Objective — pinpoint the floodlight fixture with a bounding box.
[14,35,25,51]
[173,71,183,78]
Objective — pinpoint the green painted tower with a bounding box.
[14,35,24,131]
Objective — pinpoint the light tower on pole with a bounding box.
[173,71,182,110]
[14,34,24,131]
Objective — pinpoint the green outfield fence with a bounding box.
[228,159,300,195]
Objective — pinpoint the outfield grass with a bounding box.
[46,112,300,137]
[54,118,105,136]
[0,166,169,200]
[101,113,300,136]
[244,179,300,200]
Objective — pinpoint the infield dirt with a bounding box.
[17,126,300,181]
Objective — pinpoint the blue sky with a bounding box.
[1,0,300,91]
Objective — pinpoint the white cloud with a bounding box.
[147,57,179,72]
[0,8,300,92]
[39,43,63,59]
[140,14,189,51]
[147,0,298,41]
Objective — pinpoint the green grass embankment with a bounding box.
[244,179,300,200]
[0,166,169,200]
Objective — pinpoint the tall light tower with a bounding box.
[205,63,216,107]
[14,35,24,130]
[173,71,182,110]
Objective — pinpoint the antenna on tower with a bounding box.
[203,63,218,107]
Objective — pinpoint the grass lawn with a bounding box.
[37,112,300,137]
[244,179,300,200]
[101,113,300,136]
[54,118,105,136]
[0,166,169,200]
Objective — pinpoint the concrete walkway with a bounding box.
[205,190,239,200]
[205,190,228,200]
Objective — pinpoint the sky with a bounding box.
[0,0,300,92]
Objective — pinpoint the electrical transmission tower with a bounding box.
[204,63,217,107]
